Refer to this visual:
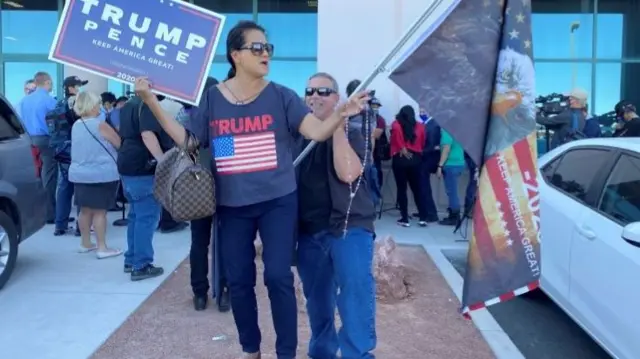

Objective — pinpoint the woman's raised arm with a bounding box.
[134,77,189,146]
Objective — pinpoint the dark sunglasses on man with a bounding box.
[305,87,336,97]
[240,42,275,57]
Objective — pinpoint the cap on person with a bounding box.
[567,88,588,106]
[63,76,89,88]
[615,100,636,116]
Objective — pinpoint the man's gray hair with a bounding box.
[308,72,339,94]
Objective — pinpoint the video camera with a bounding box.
[535,93,570,116]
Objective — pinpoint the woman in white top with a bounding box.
[69,91,122,259]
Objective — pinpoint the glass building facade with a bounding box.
[0,0,638,115]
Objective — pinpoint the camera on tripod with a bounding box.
[535,93,570,116]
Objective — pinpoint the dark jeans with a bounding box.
[373,157,383,186]
[190,215,226,297]
[297,228,376,359]
[418,160,438,219]
[32,135,58,221]
[159,207,181,230]
[55,163,74,230]
[443,165,464,211]
[391,155,426,220]
[218,191,298,358]
[122,175,161,270]
[465,157,478,209]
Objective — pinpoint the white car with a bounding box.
[538,137,640,359]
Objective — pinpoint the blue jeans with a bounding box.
[55,163,74,230]
[443,165,464,212]
[297,227,376,359]
[218,191,298,358]
[121,175,161,270]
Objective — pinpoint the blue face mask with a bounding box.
[420,114,428,121]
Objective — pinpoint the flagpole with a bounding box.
[294,0,454,166]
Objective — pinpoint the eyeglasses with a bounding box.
[305,87,336,97]
[239,42,275,57]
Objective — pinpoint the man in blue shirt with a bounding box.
[19,71,58,223]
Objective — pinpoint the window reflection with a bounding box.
[1,0,59,54]
[257,0,318,58]
[267,60,317,96]
[599,154,640,224]
[193,1,253,57]
[549,148,609,201]
[3,62,59,108]
[534,62,592,101]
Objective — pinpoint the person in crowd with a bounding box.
[15,79,37,117]
[157,97,189,234]
[117,91,174,281]
[413,107,440,222]
[296,72,376,359]
[24,79,36,95]
[68,91,122,259]
[536,88,588,149]
[581,104,602,138]
[371,98,388,186]
[390,105,427,227]
[54,76,87,236]
[345,79,382,206]
[133,19,367,359]
[613,100,640,137]
[19,72,58,224]
[437,129,466,225]
[463,152,478,218]
[101,92,117,114]
[115,96,129,109]
[187,76,230,313]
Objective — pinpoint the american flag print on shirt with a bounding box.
[213,131,278,174]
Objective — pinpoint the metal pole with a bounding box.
[294,0,456,166]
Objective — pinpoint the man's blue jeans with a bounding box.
[443,165,464,212]
[55,163,74,231]
[297,227,376,359]
[121,175,160,270]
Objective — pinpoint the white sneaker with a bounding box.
[96,248,123,259]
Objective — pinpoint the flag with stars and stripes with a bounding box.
[390,0,540,317]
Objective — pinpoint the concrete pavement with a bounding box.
[0,212,191,359]
[0,212,522,359]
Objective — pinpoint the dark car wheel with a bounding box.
[0,210,19,290]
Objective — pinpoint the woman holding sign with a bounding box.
[134,20,369,359]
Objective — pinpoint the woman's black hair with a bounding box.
[181,77,219,109]
[346,79,361,97]
[225,20,266,80]
[396,105,418,144]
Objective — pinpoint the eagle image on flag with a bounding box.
[390,0,541,316]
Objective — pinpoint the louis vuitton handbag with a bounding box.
[153,131,215,221]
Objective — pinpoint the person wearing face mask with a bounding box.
[536,88,588,149]
[413,108,440,222]
[613,100,640,137]
[133,20,369,359]
[296,72,376,359]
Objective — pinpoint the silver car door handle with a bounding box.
[576,225,597,240]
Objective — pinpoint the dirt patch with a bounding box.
[91,246,495,359]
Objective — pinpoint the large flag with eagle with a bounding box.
[390,0,541,316]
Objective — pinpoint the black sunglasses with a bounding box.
[305,87,336,97]
[239,42,275,57]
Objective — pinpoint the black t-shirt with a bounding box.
[117,97,174,176]
[297,128,375,236]
[621,117,640,137]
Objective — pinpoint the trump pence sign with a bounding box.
[49,0,225,105]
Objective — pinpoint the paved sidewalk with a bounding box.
[0,213,521,359]
[0,212,191,359]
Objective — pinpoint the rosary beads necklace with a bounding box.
[341,104,371,238]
